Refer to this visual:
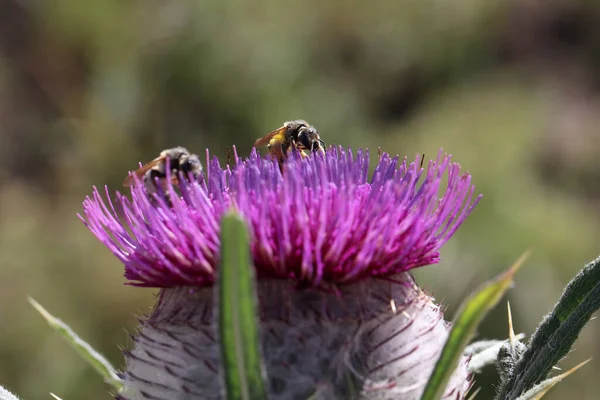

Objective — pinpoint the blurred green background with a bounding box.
[1,0,599,399]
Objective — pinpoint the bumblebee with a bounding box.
[253,120,326,166]
[123,147,203,196]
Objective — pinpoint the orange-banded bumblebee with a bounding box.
[254,120,326,167]
[123,147,203,197]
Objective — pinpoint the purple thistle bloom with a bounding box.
[81,145,481,399]
[81,146,480,288]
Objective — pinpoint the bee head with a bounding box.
[283,119,309,134]
[281,120,324,153]
[159,147,190,170]
[297,126,325,155]
[180,154,203,177]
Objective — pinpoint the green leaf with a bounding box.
[497,255,600,399]
[419,252,528,400]
[28,298,123,392]
[514,359,590,400]
[0,385,21,400]
[552,255,600,323]
[218,210,268,400]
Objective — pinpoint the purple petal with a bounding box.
[81,147,481,287]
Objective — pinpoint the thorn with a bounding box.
[550,358,592,382]
[390,299,397,314]
[535,359,592,399]
[507,301,516,351]
[466,387,481,400]
[565,358,592,374]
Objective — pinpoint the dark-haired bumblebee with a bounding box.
[253,120,326,168]
[123,147,203,199]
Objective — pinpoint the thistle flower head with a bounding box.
[81,145,481,400]
[81,146,480,288]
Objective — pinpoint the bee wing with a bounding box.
[253,126,286,147]
[123,156,166,187]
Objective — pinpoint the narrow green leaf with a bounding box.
[419,252,528,400]
[514,359,590,400]
[497,255,600,399]
[552,255,600,323]
[28,298,123,392]
[0,385,21,400]
[218,210,268,400]
[508,281,600,398]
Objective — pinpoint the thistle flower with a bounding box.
[81,147,481,400]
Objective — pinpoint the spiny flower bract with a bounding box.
[81,147,480,288]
